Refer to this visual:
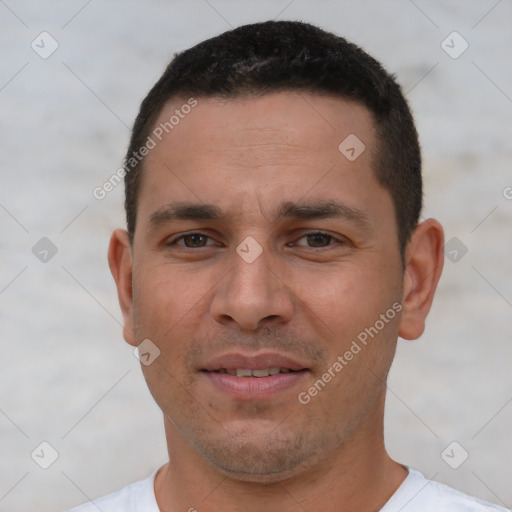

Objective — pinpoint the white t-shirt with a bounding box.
[66,466,509,511]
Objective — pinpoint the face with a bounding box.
[118,92,409,481]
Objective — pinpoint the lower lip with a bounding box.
[201,370,308,400]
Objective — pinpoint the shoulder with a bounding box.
[381,467,509,512]
[64,469,159,512]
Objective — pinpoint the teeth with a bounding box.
[252,369,270,377]
[236,369,253,377]
[221,368,295,377]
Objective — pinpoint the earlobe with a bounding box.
[108,229,137,346]
[398,219,444,341]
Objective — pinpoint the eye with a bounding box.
[167,231,345,251]
[171,233,214,248]
[293,231,342,248]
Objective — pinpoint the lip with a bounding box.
[201,351,309,372]
[200,351,310,400]
[201,370,308,400]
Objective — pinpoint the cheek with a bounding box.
[132,267,203,410]
[292,258,402,379]
[132,265,204,349]
[292,264,385,339]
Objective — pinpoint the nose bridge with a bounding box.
[210,239,293,330]
[231,240,272,299]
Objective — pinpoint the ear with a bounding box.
[399,219,444,340]
[108,228,136,346]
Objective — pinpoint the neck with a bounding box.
[154,397,407,512]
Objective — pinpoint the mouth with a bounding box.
[203,367,305,377]
[200,352,310,399]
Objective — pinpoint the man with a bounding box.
[68,20,507,512]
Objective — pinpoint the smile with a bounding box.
[207,368,300,377]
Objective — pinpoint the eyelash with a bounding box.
[168,231,345,249]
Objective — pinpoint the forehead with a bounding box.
[148,92,375,163]
[137,92,389,228]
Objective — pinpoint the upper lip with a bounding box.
[201,352,309,372]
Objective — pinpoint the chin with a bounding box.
[189,422,330,484]
[205,446,308,484]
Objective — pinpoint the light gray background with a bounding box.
[1,1,511,511]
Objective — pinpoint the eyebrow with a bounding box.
[148,199,371,229]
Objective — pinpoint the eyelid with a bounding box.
[291,230,346,247]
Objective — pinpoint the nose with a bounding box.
[209,245,295,331]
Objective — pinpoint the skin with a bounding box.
[109,92,444,512]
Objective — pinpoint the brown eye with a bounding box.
[293,231,339,248]
[305,232,333,247]
[175,233,210,248]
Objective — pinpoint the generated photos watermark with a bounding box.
[93,97,198,200]
[298,301,403,405]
